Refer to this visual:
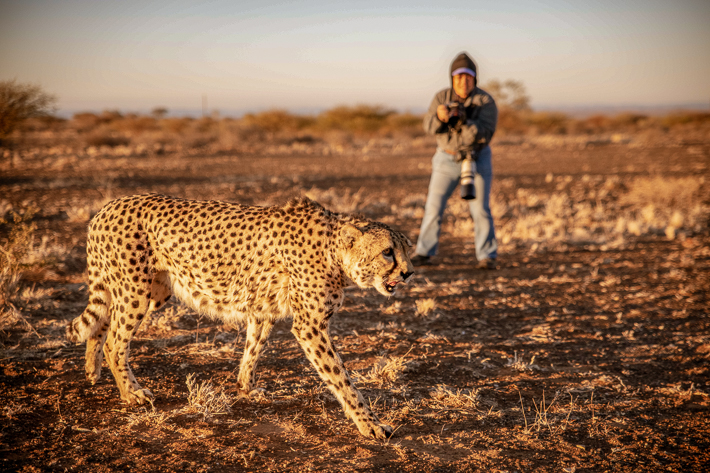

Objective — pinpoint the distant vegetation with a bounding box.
[2,79,709,152]
[0,79,57,145]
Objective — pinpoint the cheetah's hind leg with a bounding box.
[84,319,109,384]
[68,282,111,385]
[99,272,168,405]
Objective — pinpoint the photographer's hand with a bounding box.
[437,105,450,122]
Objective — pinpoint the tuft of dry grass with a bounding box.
[518,389,577,436]
[184,374,233,420]
[124,406,171,429]
[381,301,403,315]
[415,298,436,317]
[354,353,410,388]
[427,385,481,414]
[506,351,539,372]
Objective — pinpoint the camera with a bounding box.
[460,156,476,200]
[445,102,465,128]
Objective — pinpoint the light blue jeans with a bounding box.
[415,146,498,261]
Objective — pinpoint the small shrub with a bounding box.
[151,107,168,119]
[528,112,570,134]
[111,115,158,134]
[98,109,123,123]
[384,112,425,137]
[161,117,193,134]
[578,114,612,134]
[497,108,529,135]
[181,132,217,149]
[661,112,710,128]
[84,127,130,147]
[194,116,218,133]
[71,113,101,132]
[611,112,649,129]
[242,109,312,134]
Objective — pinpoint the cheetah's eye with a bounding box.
[382,248,394,258]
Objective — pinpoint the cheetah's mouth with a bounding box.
[384,281,398,293]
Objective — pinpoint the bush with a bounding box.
[242,109,312,134]
[161,117,193,134]
[84,127,130,147]
[316,105,395,134]
[661,112,710,128]
[528,112,570,134]
[71,113,101,132]
[483,79,531,112]
[111,115,158,134]
[611,112,648,129]
[483,79,531,135]
[384,112,424,137]
[0,80,57,143]
[497,108,529,135]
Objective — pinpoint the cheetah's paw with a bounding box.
[86,370,101,385]
[358,421,393,440]
[123,388,154,406]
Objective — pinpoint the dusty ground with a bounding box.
[1,134,709,472]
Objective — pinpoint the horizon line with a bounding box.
[52,101,710,119]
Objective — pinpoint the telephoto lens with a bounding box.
[460,157,476,200]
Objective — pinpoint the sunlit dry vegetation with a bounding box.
[3,77,709,163]
[0,80,709,471]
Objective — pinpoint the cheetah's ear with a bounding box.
[405,237,414,252]
[340,224,362,249]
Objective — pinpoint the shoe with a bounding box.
[410,254,431,266]
[477,258,497,270]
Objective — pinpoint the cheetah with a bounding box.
[67,194,414,439]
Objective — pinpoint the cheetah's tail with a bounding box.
[66,286,110,343]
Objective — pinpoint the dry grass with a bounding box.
[6,103,708,158]
[65,194,114,223]
[354,353,411,388]
[438,174,708,254]
[427,385,481,414]
[414,298,436,317]
[184,374,233,420]
[381,300,403,315]
[0,207,37,311]
[518,390,576,436]
[124,405,171,429]
[1,122,708,471]
[506,351,539,372]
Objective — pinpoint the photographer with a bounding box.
[412,52,499,269]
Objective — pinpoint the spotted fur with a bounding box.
[67,193,414,439]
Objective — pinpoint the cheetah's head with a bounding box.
[340,223,414,297]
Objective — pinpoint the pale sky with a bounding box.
[1,0,709,116]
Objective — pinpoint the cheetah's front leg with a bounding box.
[236,316,274,397]
[292,318,393,440]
